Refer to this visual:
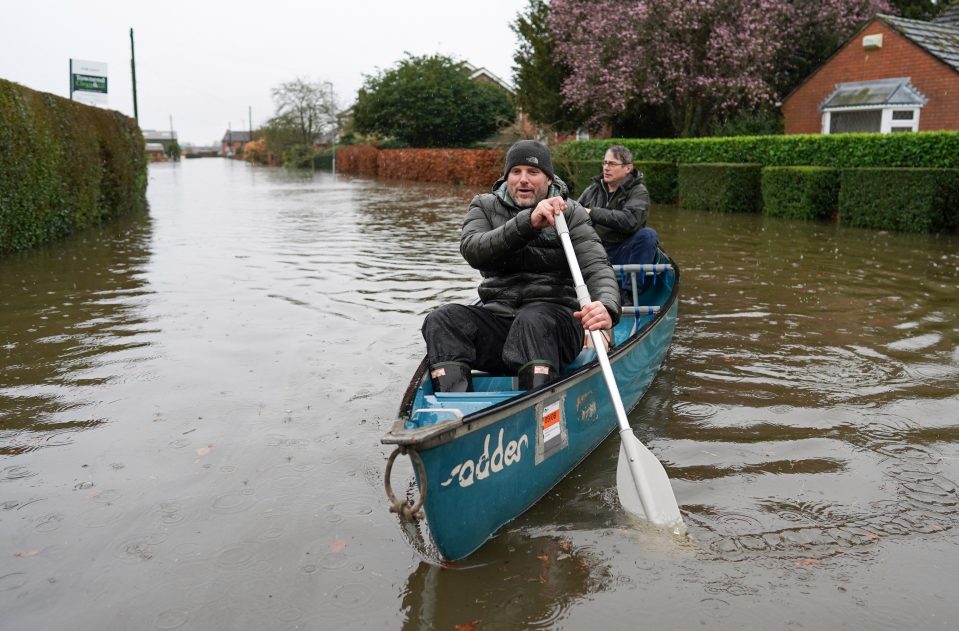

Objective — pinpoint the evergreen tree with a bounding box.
[352,54,515,147]
[510,0,584,133]
[890,0,947,20]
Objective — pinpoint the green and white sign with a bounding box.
[70,59,108,106]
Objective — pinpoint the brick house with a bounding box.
[782,10,959,135]
[221,130,252,157]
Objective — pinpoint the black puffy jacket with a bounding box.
[460,177,621,323]
[576,169,650,245]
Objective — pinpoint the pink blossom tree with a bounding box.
[551,0,892,137]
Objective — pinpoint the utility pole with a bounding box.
[325,81,336,175]
[169,115,178,161]
[249,106,253,141]
[130,28,139,122]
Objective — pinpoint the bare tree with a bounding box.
[270,78,336,145]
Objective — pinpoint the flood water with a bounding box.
[2,158,959,629]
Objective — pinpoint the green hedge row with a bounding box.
[556,132,959,169]
[0,79,147,255]
[674,163,957,232]
[839,168,959,233]
[678,163,762,214]
[762,167,840,221]
[553,156,593,198]
[561,152,958,232]
[637,161,679,205]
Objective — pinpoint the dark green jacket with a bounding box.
[576,169,650,245]
[460,176,621,324]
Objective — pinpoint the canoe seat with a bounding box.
[408,391,523,428]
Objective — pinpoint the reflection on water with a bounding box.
[1,158,958,629]
[0,211,154,454]
[654,213,959,570]
[402,533,611,631]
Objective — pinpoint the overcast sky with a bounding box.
[3,0,528,145]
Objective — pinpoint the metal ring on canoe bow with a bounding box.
[385,446,427,522]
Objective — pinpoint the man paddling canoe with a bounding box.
[421,140,621,392]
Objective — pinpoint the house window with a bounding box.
[881,108,921,132]
[829,110,882,133]
[820,78,926,135]
[823,108,921,134]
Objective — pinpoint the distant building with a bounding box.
[464,63,514,95]
[462,62,541,145]
[782,12,959,134]
[145,142,168,162]
[142,129,178,154]
[313,128,337,148]
[221,130,252,157]
[182,145,220,159]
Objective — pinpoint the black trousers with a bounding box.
[421,302,584,374]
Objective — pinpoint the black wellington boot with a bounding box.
[429,362,473,393]
[518,363,555,390]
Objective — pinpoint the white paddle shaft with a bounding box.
[554,211,683,528]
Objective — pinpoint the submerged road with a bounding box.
[2,158,959,629]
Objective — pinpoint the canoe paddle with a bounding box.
[554,211,685,531]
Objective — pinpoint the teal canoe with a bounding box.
[382,250,680,561]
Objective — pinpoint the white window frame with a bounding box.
[822,106,921,134]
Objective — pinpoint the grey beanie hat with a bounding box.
[503,140,554,181]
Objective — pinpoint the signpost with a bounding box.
[69,59,108,106]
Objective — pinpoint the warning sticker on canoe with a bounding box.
[543,402,561,443]
[535,395,568,464]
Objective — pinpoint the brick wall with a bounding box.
[783,19,959,134]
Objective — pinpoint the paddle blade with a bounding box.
[616,436,684,530]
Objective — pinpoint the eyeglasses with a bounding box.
[602,160,629,168]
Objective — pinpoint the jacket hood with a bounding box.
[491,175,571,210]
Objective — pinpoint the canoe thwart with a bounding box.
[622,305,661,316]
[408,392,522,429]
[614,263,673,275]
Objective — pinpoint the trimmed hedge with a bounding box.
[557,158,598,197]
[557,132,959,169]
[336,144,380,177]
[337,145,504,188]
[838,168,959,233]
[762,167,840,221]
[0,79,146,255]
[679,163,762,213]
[637,161,678,204]
[376,148,503,188]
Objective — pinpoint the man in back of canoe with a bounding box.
[577,144,658,303]
[422,140,621,393]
